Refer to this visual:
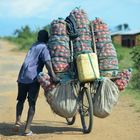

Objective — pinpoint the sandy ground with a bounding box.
[0,39,140,140]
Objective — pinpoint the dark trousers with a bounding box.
[17,82,40,106]
[16,82,40,132]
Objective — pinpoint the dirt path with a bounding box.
[0,39,140,140]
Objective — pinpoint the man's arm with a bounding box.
[45,60,60,84]
[41,45,60,84]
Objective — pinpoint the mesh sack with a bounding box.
[48,18,70,73]
[92,17,119,77]
[67,7,93,56]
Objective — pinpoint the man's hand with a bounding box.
[45,61,60,84]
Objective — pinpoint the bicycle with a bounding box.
[64,34,100,133]
[65,79,100,134]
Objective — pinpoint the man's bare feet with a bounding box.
[12,122,22,133]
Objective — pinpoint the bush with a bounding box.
[6,25,51,50]
[113,43,124,62]
[130,46,140,70]
[131,71,140,89]
[130,46,140,89]
[13,25,38,50]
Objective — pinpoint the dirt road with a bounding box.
[0,39,140,140]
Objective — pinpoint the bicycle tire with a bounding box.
[79,87,93,134]
[66,116,76,125]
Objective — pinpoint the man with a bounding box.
[14,30,59,136]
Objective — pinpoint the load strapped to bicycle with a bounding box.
[38,8,132,134]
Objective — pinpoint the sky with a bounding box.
[0,0,140,36]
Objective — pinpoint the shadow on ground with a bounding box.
[0,121,82,136]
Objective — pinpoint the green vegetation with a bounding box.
[130,46,140,89]
[4,25,37,50]
[4,25,50,51]
[114,43,140,106]
[131,46,140,70]
[122,88,140,112]
[114,43,134,70]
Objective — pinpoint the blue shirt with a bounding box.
[17,42,51,84]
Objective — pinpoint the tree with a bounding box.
[123,23,130,31]
[14,25,32,39]
[116,24,123,31]
[115,23,130,31]
[43,24,51,34]
[9,24,50,50]
[13,25,37,50]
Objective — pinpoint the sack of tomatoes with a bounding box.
[114,68,132,91]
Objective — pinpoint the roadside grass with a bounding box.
[115,43,134,70]
[121,88,140,112]
[0,38,28,52]
[115,43,140,111]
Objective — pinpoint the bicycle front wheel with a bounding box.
[79,87,93,134]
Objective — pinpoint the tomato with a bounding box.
[100,26,103,30]
[98,32,101,36]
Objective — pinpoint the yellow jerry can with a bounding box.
[76,53,100,82]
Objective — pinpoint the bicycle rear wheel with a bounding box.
[79,87,93,134]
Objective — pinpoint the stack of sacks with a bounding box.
[37,72,55,91]
[68,8,93,57]
[48,18,70,73]
[92,18,119,77]
[51,19,67,35]
[114,69,132,91]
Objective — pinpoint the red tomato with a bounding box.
[100,26,103,30]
